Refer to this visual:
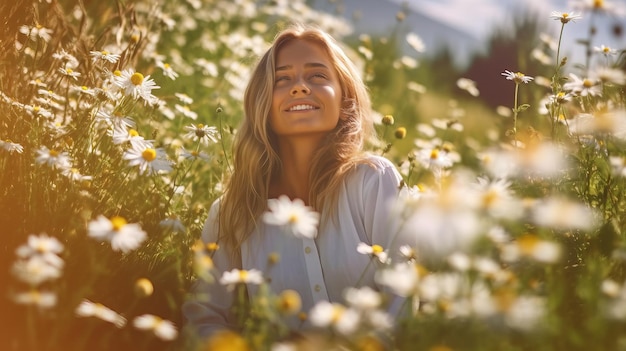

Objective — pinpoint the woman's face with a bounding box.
[269,39,343,139]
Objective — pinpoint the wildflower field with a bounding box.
[1,0,625,350]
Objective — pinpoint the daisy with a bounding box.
[123,143,172,175]
[456,78,479,97]
[19,24,53,42]
[28,78,47,88]
[549,91,574,104]
[111,125,146,146]
[175,104,198,120]
[184,123,219,144]
[415,147,454,170]
[504,295,546,331]
[344,286,382,311]
[376,262,422,297]
[263,195,320,239]
[35,146,72,170]
[309,301,360,335]
[501,70,534,84]
[594,45,618,57]
[531,196,598,231]
[75,299,127,328]
[133,314,178,341]
[406,32,425,53]
[89,50,121,63]
[356,242,389,264]
[63,167,93,183]
[594,67,626,85]
[500,234,561,264]
[219,268,264,291]
[610,156,626,177]
[11,255,63,286]
[87,215,147,253]
[58,66,81,80]
[70,85,96,96]
[470,177,523,220]
[549,11,582,23]
[0,140,24,154]
[114,69,160,105]
[13,289,57,308]
[563,73,602,96]
[96,107,135,129]
[180,148,211,161]
[156,61,179,80]
[37,89,64,102]
[15,233,64,268]
[175,92,193,104]
[159,215,186,233]
[52,49,79,68]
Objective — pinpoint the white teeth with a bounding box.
[288,104,316,111]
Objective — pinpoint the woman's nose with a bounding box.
[290,81,310,96]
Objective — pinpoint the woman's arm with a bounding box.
[181,200,238,338]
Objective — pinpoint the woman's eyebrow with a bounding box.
[275,62,329,72]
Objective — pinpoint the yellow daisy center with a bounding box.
[603,47,610,53]
[594,0,603,8]
[113,70,122,77]
[49,149,59,157]
[430,149,440,160]
[288,213,299,224]
[371,244,383,254]
[141,148,157,161]
[206,242,219,251]
[517,234,540,255]
[482,189,498,208]
[239,270,249,281]
[81,86,88,91]
[66,68,73,74]
[130,72,144,86]
[583,79,594,88]
[331,305,345,323]
[562,13,569,18]
[110,216,127,231]
[164,63,170,69]
[129,129,139,137]
[102,50,109,55]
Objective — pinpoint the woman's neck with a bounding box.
[270,136,323,204]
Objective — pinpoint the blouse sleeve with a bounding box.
[361,156,403,252]
[181,199,237,338]
[360,156,407,317]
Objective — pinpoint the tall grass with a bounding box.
[1,1,625,351]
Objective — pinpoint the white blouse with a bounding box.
[182,155,403,337]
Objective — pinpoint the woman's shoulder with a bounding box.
[355,153,398,174]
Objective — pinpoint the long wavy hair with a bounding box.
[218,23,377,255]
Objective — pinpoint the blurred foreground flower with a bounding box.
[75,299,127,328]
[219,268,263,291]
[87,215,147,253]
[133,314,178,341]
[309,301,360,335]
[263,195,320,239]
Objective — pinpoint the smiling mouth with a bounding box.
[287,104,319,112]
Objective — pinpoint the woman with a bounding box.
[183,23,403,337]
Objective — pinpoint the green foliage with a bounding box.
[1,1,626,351]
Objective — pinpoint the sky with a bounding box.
[389,0,626,66]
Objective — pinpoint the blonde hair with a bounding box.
[218,23,377,254]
